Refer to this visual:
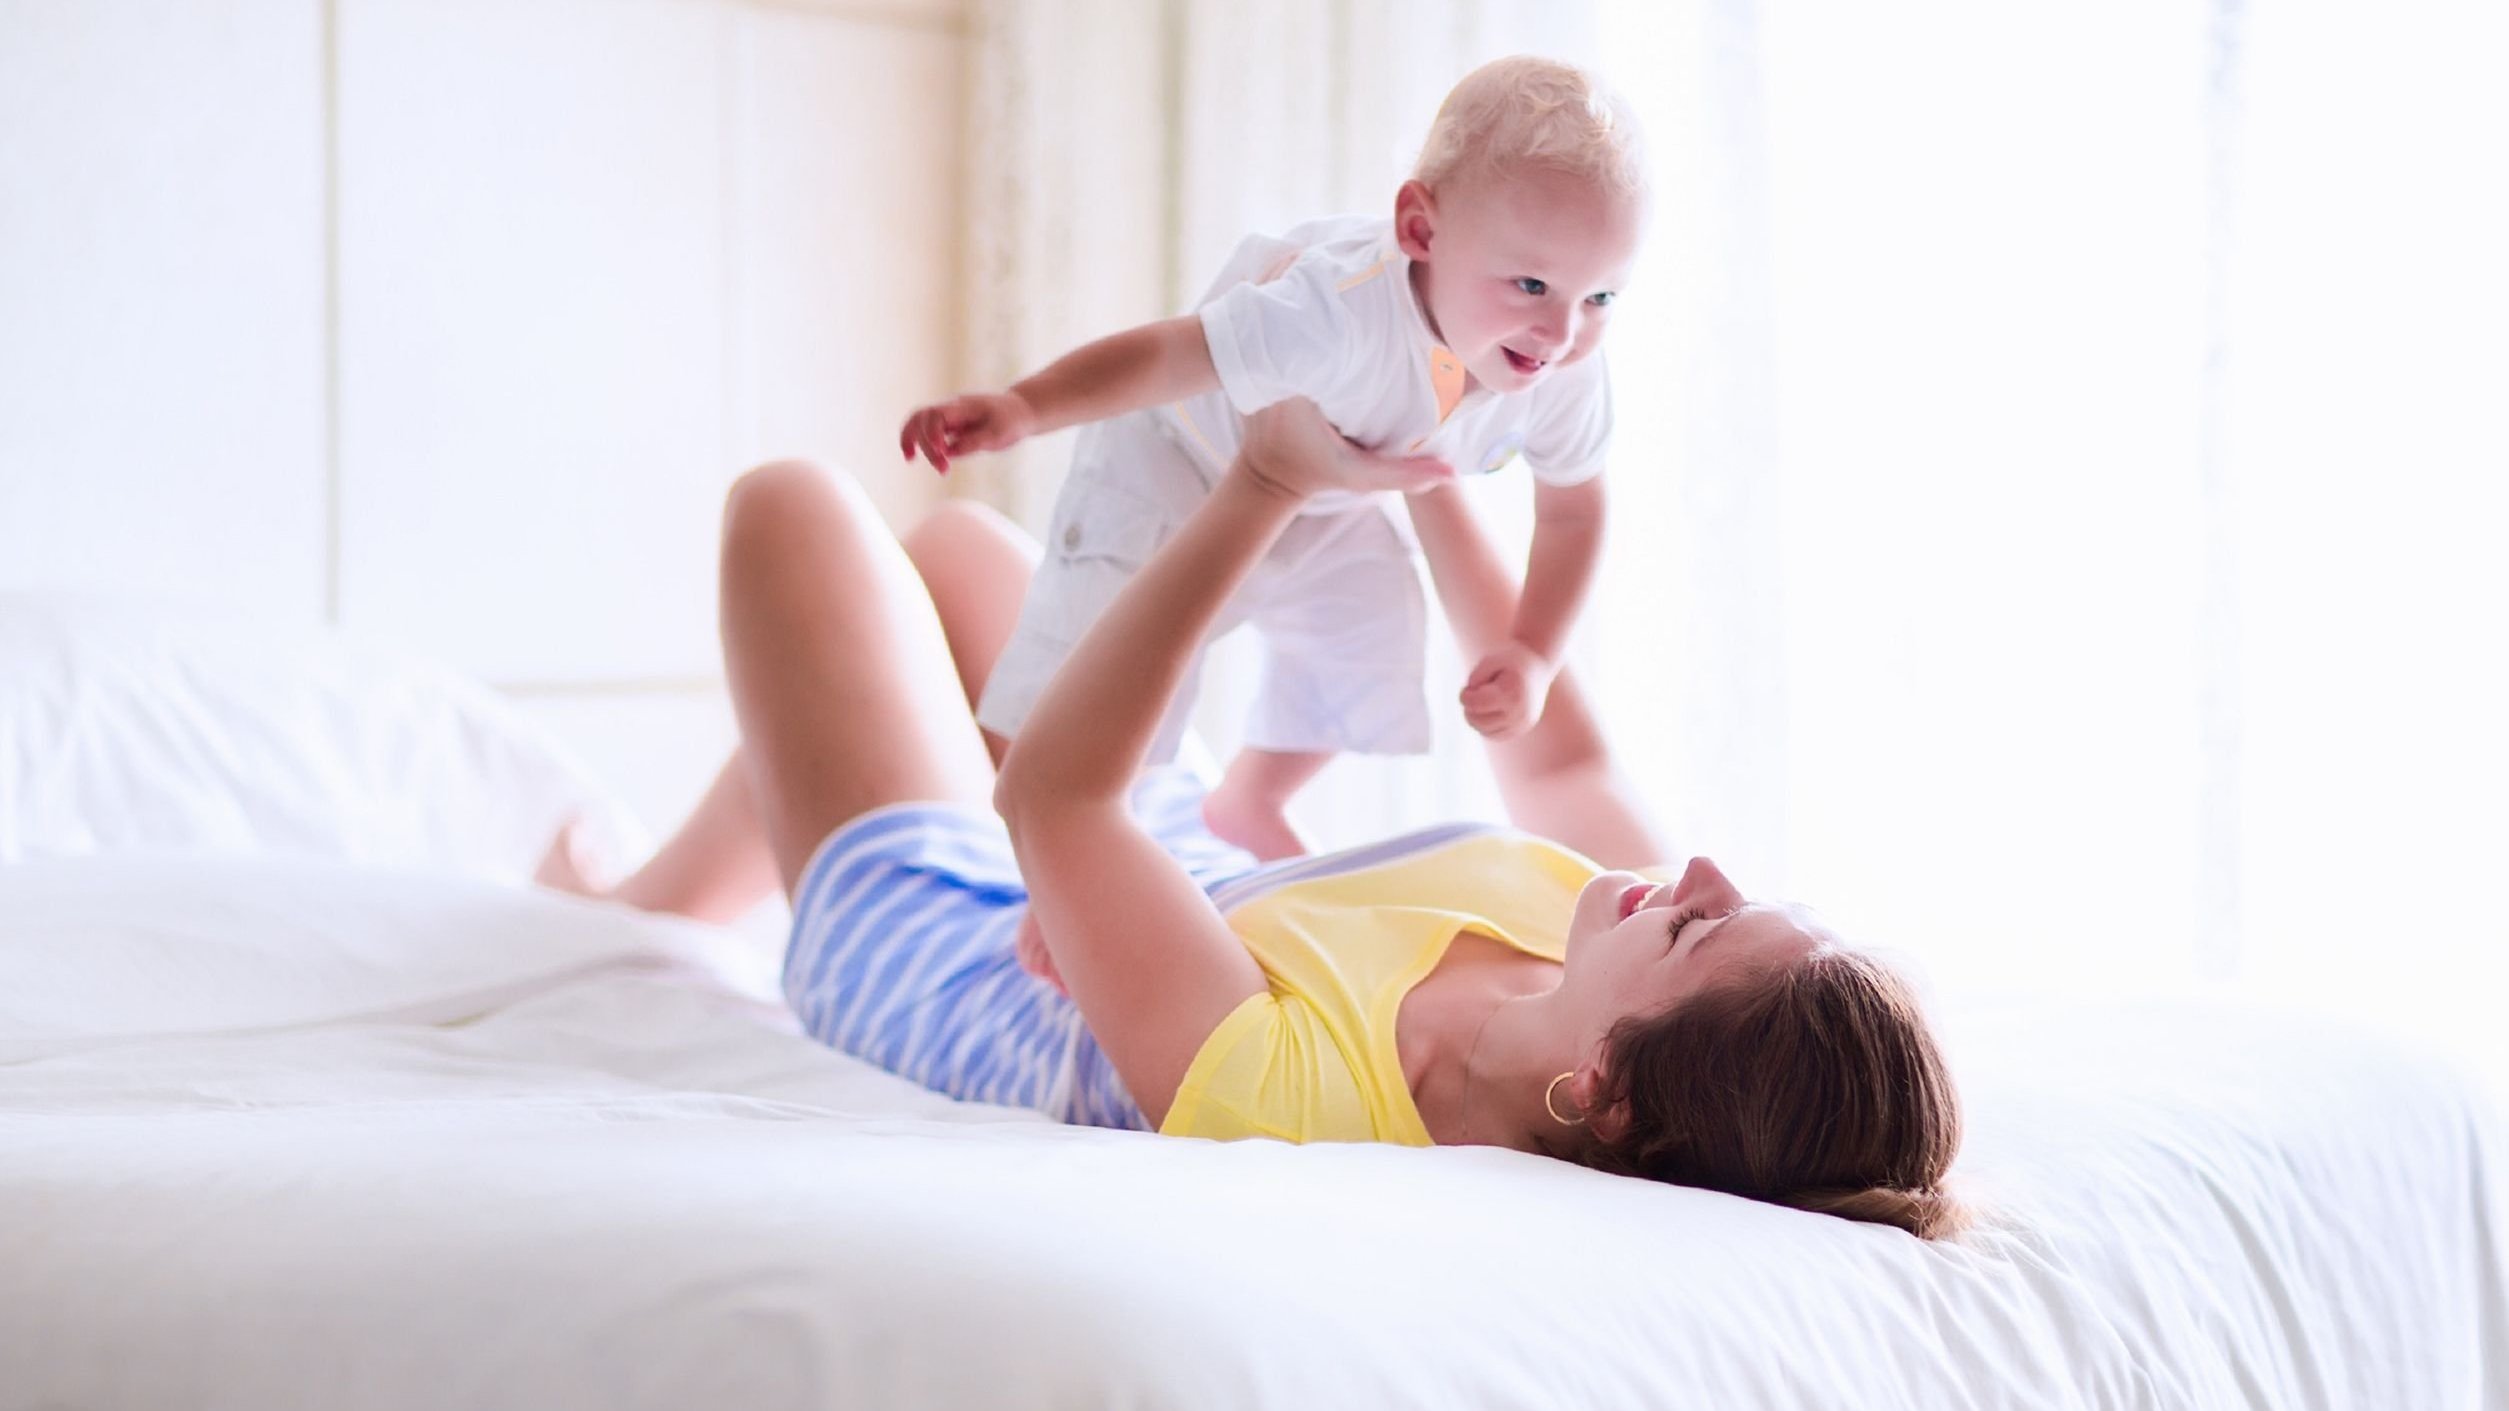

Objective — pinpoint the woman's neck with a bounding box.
[1458,988,1587,1154]
[1408,937,1536,1142]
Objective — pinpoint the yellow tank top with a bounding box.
[1158,828,1608,1146]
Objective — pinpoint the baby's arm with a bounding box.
[1458,474,1606,739]
[901,315,1222,474]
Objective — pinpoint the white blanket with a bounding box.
[3,855,2503,1410]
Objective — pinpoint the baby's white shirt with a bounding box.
[1155,214,1614,514]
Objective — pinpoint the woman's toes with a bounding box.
[532,818,610,898]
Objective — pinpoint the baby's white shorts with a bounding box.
[974,410,1431,763]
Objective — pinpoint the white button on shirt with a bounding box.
[1157,214,1614,514]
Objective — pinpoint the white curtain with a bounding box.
[2214,3,2509,1076]
[956,0,1174,525]
[1581,0,2509,1082]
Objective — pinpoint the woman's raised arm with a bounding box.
[993,402,1450,1120]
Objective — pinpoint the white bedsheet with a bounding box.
[3,855,2503,1410]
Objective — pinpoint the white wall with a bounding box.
[0,0,965,835]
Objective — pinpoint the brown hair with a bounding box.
[1584,948,1967,1239]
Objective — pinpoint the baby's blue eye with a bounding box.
[1515,277,1548,296]
[1588,291,1616,307]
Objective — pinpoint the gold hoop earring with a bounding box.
[1544,1071,1586,1127]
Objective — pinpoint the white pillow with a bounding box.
[0,592,644,879]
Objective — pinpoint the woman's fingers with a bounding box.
[1351,451,1455,496]
[1240,397,1464,498]
[1014,911,1068,996]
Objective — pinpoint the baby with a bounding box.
[901,55,1647,861]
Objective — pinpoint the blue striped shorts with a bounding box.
[782,766,1262,1129]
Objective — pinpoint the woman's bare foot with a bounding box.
[532,817,614,900]
[1199,782,1311,863]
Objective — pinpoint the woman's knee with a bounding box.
[726,458,836,535]
[902,499,1041,574]
[912,497,1011,535]
[719,458,889,570]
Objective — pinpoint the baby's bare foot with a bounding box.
[1200,787,1310,863]
[532,817,613,899]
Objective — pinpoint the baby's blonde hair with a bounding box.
[1412,55,1646,197]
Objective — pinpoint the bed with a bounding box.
[4,596,2505,1410]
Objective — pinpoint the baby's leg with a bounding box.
[973,417,1224,758]
[1201,746,1330,861]
[1216,504,1429,862]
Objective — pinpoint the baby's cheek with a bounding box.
[1553,336,1601,370]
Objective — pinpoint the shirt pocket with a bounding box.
[1048,483,1175,571]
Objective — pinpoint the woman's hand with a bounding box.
[1013,909,1069,997]
[1236,398,1455,502]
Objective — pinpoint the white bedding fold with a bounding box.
[0,855,765,1063]
[3,858,2503,1410]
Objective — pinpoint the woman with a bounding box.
[551,400,1964,1239]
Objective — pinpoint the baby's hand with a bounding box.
[899,390,1039,474]
[1460,641,1559,740]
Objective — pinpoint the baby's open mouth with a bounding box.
[1502,346,1546,375]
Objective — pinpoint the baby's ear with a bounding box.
[1393,179,1438,261]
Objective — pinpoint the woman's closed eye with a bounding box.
[1661,906,1704,951]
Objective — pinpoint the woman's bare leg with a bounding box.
[1404,483,1671,869]
[897,500,1079,984]
[899,499,1041,768]
[552,483,1045,918]
[719,461,1003,892]
[546,752,782,923]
